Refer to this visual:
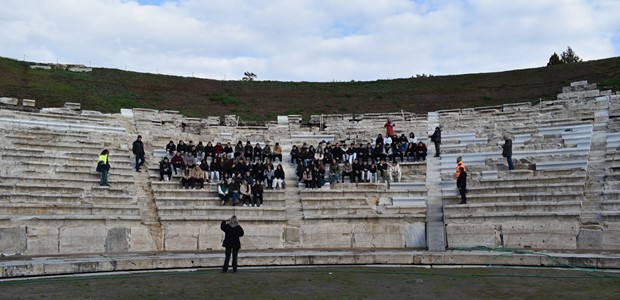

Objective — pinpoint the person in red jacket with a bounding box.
[384,118,395,138]
[170,152,185,175]
[221,215,244,273]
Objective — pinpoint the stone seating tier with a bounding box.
[444,210,580,221]
[442,191,585,204]
[601,211,620,222]
[0,175,136,189]
[444,201,582,215]
[157,205,286,217]
[0,214,142,224]
[154,196,286,207]
[158,215,287,223]
[442,182,585,196]
[1,152,134,168]
[299,189,425,199]
[0,183,132,197]
[441,172,586,188]
[0,203,139,216]
[303,205,426,219]
[0,117,126,134]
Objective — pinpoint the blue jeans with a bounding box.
[100,169,108,186]
[135,154,145,171]
[506,156,514,170]
[329,173,340,183]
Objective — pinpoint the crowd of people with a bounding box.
[158,139,286,207]
[289,131,428,189]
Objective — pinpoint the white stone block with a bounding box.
[164,226,199,251]
[26,227,59,256]
[405,223,426,248]
[60,226,106,254]
[352,224,405,248]
[64,102,81,110]
[128,227,158,252]
[301,224,353,248]
[570,80,588,87]
[22,99,36,107]
[277,116,289,125]
[0,97,18,105]
[120,108,134,118]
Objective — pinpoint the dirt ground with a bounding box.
[1,266,620,300]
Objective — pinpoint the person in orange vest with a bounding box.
[455,156,467,179]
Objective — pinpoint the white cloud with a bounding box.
[0,0,619,81]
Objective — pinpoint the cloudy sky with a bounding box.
[1,0,619,81]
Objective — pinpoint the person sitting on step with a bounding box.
[180,167,194,189]
[192,165,206,189]
[389,160,402,182]
[274,164,285,189]
[252,181,264,207]
[170,151,185,175]
[159,157,172,181]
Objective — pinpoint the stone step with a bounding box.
[445,211,581,221]
[445,201,582,214]
[442,191,585,203]
[0,203,140,215]
[157,205,286,217]
[155,196,286,207]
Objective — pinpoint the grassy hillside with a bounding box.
[1,56,619,123]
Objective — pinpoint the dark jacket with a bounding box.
[457,171,467,189]
[502,139,513,157]
[132,140,145,156]
[431,128,441,144]
[159,160,171,173]
[221,221,244,249]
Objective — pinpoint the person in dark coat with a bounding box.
[430,127,441,157]
[221,215,244,273]
[132,135,145,172]
[502,134,514,170]
[159,157,172,181]
[457,167,467,204]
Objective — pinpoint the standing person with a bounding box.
[221,215,244,273]
[455,157,467,179]
[430,127,442,157]
[132,135,145,172]
[384,118,395,138]
[502,134,514,170]
[96,149,111,187]
[457,167,467,204]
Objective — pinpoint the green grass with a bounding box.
[1,56,620,122]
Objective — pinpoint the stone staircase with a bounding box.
[578,95,610,249]
[425,111,445,251]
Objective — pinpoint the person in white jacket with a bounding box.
[389,160,402,182]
